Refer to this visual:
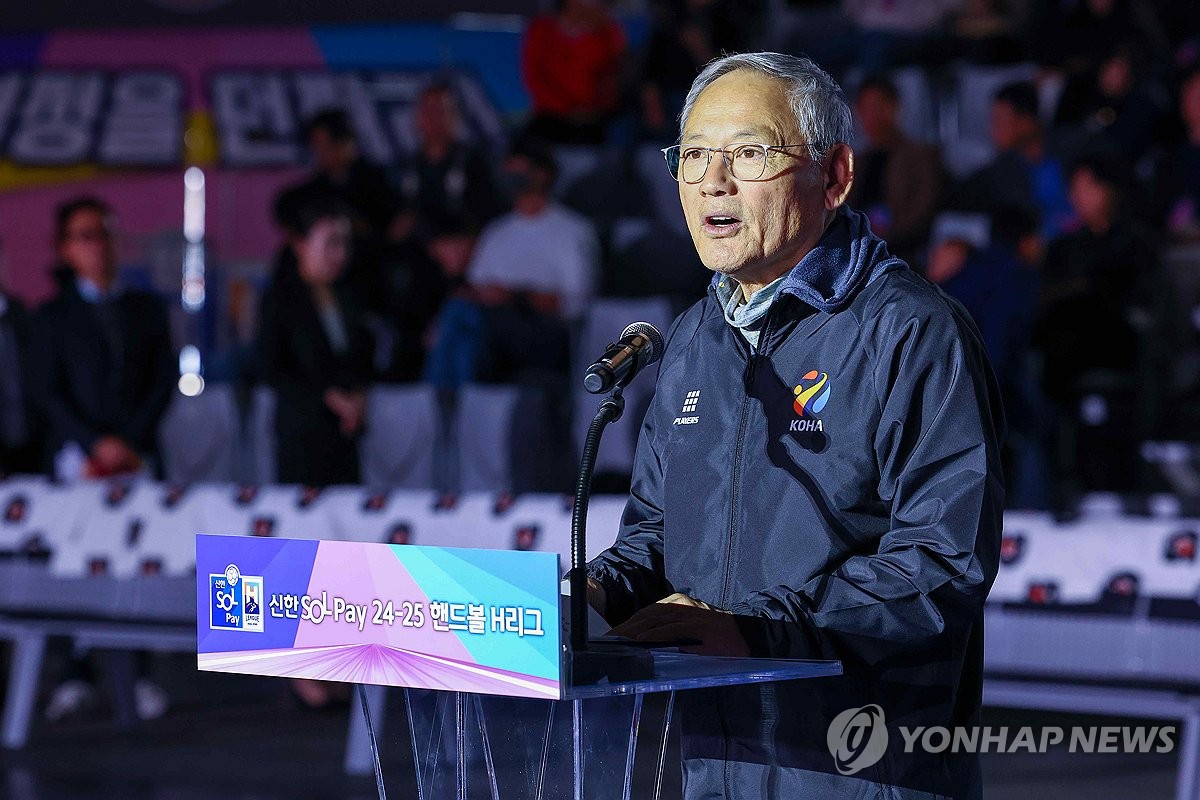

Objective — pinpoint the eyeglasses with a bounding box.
[661,142,816,184]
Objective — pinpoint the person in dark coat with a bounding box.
[27,197,175,479]
[1032,152,1160,493]
[0,281,37,476]
[258,197,374,486]
[847,74,944,268]
[274,109,402,312]
[390,83,508,238]
[586,53,1003,799]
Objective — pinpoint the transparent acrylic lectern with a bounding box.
[379,648,843,800]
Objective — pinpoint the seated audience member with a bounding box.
[847,74,943,267]
[1034,0,1163,80]
[842,0,956,73]
[1155,68,1200,241]
[379,212,477,381]
[0,278,36,476]
[277,109,400,239]
[274,109,400,307]
[957,81,1078,238]
[640,0,758,139]
[1033,153,1159,492]
[424,140,598,389]
[928,207,1050,508]
[258,198,374,486]
[947,0,1030,64]
[1054,41,1167,165]
[928,206,1041,385]
[28,198,174,480]
[521,0,627,144]
[391,83,507,239]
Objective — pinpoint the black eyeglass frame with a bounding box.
[660,142,820,183]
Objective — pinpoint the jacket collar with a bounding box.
[708,206,906,315]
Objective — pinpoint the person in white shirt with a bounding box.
[424,139,598,388]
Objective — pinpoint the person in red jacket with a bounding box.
[521,0,627,145]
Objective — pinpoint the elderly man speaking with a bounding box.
[586,53,1004,799]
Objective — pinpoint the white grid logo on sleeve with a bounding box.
[674,390,701,425]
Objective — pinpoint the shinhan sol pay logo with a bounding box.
[210,563,264,632]
[792,371,830,432]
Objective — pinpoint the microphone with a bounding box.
[583,322,665,394]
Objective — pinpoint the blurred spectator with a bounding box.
[521,0,627,144]
[847,74,944,266]
[1035,0,1166,80]
[1154,68,1200,241]
[1032,153,1158,492]
[258,198,374,486]
[607,223,708,303]
[947,0,1031,64]
[1054,41,1168,164]
[639,0,760,139]
[277,110,400,238]
[929,206,1041,384]
[0,279,36,476]
[957,81,1077,238]
[28,198,174,480]
[379,212,478,381]
[1159,0,1200,73]
[274,109,400,308]
[928,206,1049,507]
[391,83,508,240]
[424,139,598,388]
[842,0,957,73]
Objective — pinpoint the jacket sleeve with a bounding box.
[727,299,1006,662]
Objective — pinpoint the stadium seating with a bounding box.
[359,384,440,489]
[158,383,240,484]
[6,474,1200,794]
[572,297,677,477]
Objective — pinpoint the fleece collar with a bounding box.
[709,206,906,315]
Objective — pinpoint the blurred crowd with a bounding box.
[2,0,1200,514]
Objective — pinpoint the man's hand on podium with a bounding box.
[608,594,750,658]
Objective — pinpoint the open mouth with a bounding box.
[702,214,743,236]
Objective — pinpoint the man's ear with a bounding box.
[824,143,854,210]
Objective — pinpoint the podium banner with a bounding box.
[196,535,561,699]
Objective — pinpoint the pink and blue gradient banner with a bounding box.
[196,535,561,700]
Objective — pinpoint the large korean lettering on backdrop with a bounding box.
[0,26,513,303]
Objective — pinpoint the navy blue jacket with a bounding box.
[588,208,1005,799]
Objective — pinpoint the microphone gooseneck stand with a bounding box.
[570,386,625,655]
[570,321,664,683]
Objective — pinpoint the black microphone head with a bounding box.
[620,321,665,369]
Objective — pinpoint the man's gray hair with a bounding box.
[678,52,853,160]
